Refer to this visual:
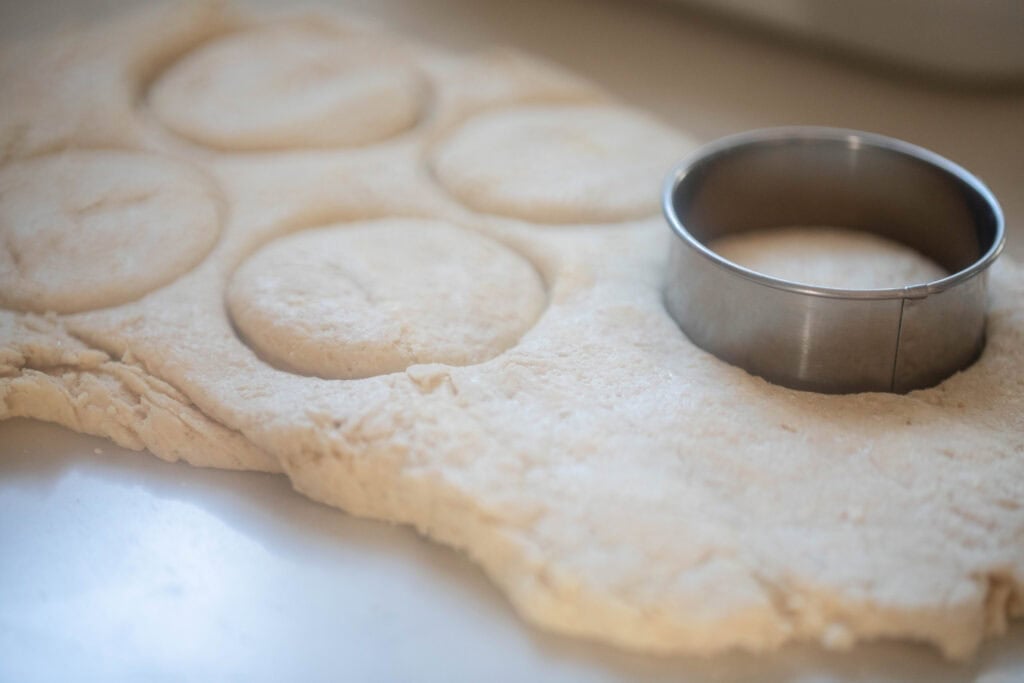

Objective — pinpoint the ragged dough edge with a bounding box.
[276,433,791,655]
[262,258,1024,661]
[265,372,1021,661]
[1,0,1022,663]
[261,399,790,655]
[0,312,280,473]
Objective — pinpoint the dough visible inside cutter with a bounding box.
[711,227,948,289]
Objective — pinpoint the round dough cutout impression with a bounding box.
[0,151,222,314]
[711,227,948,289]
[149,23,427,151]
[227,219,547,379]
[430,104,693,224]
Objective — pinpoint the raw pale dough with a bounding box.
[712,227,948,289]
[149,20,426,150]
[227,219,547,379]
[0,151,222,313]
[431,104,691,223]
[1,3,1022,663]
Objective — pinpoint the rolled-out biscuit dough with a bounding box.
[0,151,222,313]
[711,227,949,289]
[1,3,1021,661]
[149,20,427,150]
[430,104,687,223]
[227,219,547,379]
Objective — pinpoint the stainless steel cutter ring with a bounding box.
[663,127,1005,394]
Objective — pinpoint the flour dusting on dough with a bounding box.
[0,3,1021,662]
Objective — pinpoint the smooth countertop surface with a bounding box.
[2,1,1022,681]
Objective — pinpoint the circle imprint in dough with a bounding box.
[710,227,948,289]
[227,219,547,379]
[430,104,693,224]
[0,151,222,314]
[149,23,427,151]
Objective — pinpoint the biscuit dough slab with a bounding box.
[0,151,223,313]
[1,3,1022,662]
[149,21,427,150]
[227,219,547,379]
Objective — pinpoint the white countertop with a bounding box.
[2,1,1023,681]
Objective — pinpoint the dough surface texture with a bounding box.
[0,151,222,313]
[149,20,426,150]
[1,4,1022,662]
[711,227,948,289]
[430,104,686,223]
[227,219,547,379]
